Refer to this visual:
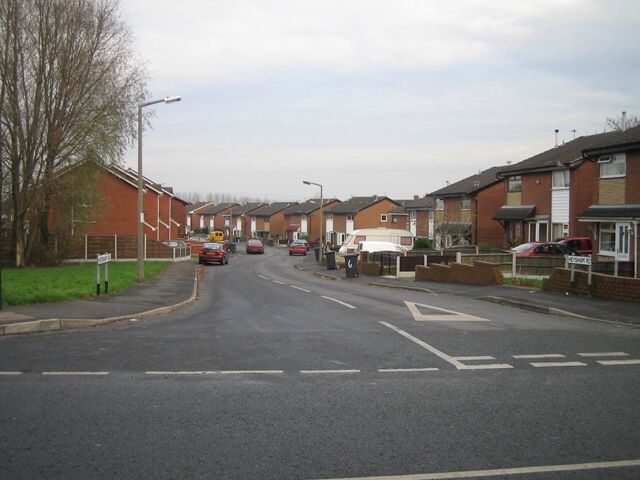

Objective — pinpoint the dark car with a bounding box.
[246,239,265,254]
[554,237,593,256]
[511,241,578,257]
[199,242,229,265]
[288,240,308,256]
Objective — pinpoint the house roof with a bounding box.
[250,202,297,217]
[580,125,640,156]
[493,205,536,221]
[186,201,214,213]
[283,198,339,215]
[430,165,510,197]
[578,204,640,221]
[325,196,398,214]
[235,202,266,215]
[198,202,240,216]
[498,126,640,176]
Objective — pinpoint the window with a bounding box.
[528,222,548,242]
[346,214,353,221]
[508,176,522,192]
[552,223,569,239]
[400,237,413,246]
[599,153,626,178]
[380,214,388,222]
[326,213,333,220]
[599,223,616,255]
[392,216,398,224]
[461,197,471,210]
[435,198,444,210]
[552,169,570,188]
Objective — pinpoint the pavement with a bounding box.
[0,253,638,337]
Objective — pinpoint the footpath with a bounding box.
[0,255,637,337]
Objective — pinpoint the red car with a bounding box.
[511,241,578,257]
[288,240,307,256]
[554,237,593,256]
[246,239,265,254]
[199,242,229,265]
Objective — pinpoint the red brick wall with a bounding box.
[354,199,401,229]
[570,162,598,238]
[544,268,640,303]
[626,150,640,204]
[171,199,187,239]
[443,197,462,221]
[415,261,503,285]
[476,182,507,248]
[521,172,551,217]
[269,211,286,238]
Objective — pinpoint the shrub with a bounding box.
[414,237,432,249]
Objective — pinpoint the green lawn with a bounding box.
[1,261,170,306]
[504,277,544,290]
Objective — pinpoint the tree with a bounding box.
[606,112,640,132]
[0,0,147,266]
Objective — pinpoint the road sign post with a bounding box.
[96,253,112,295]
[568,255,592,292]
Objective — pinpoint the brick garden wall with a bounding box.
[543,268,640,303]
[415,261,503,286]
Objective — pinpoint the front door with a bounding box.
[616,223,630,261]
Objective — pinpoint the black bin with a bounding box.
[343,253,359,278]
[325,251,336,270]
[314,247,320,261]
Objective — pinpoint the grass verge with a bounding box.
[2,261,170,306]
[504,277,544,290]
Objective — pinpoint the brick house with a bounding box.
[235,202,266,239]
[493,129,638,248]
[429,166,509,248]
[323,196,401,247]
[186,201,215,234]
[576,126,640,274]
[50,161,188,241]
[247,202,297,241]
[391,196,434,239]
[282,199,341,243]
[197,202,240,234]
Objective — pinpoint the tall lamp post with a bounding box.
[137,95,181,282]
[303,180,323,262]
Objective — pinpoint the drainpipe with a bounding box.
[635,221,638,279]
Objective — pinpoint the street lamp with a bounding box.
[303,180,323,262]
[137,95,181,282]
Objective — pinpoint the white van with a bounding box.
[338,228,414,255]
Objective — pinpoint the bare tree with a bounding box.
[606,111,640,132]
[0,0,147,266]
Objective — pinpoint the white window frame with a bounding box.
[380,213,388,222]
[435,198,444,211]
[599,222,616,256]
[552,169,570,188]
[598,153,626,179]
[461,197,471,210]
[508,175,522,193]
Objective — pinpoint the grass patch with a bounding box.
[504,277,544,290]
[2,261,170,306]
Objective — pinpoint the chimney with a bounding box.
[555,129,559,148]
[622,111,627,131]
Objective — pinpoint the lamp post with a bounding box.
[303,180,323,262]
[137,96,181,282]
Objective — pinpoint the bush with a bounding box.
[414,237,432,249]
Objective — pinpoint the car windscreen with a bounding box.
[204,243,222,250]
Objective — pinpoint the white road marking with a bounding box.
[146,371,214,375]
[321,296,356,309]
[512,354,566,359]
[597,359,640,366]
[378,368,439,373]
[453,356,495,361]
[300,370,360,374]
[146,370,284,375]
[314,458,640,480]
[404,301,489,322]
[258,274,270,280]
[219,370,284,374]
[272,280,286,285]
[578,352,629,357]
[530,361,587,368]
[460,364,514,370]
[290,285,312,293]
[0,372,23,375]
[42,371,109,376]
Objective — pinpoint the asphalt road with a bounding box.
[1,246,639,479]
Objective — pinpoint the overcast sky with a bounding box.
[121,0,640,202]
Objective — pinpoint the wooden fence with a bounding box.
[62,235,191,262]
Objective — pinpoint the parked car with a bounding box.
[554,237,593,256]
[511,241,578,257]
[162,239,188,249]
[199,242,229,265]
[188,234,209,243]
[296,239,310,251]
[246,239,265,254]
[288,240,308,256]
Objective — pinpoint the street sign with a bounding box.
[97,253,111,265]
[568,255,591,266]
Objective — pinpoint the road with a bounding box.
[1,246,639,479]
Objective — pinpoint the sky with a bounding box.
[121,0,640,203]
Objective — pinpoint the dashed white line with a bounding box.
[42,371,109,376]
[145,370,283,375]
[257,274,270,280]
[597,359,640,366]
[300,369,360,374]
[512,354,566,359]
[0,372,23,375]
[321,296,356,309]
[290,285,312,293]
[315,458,640,480]
[146,371,215,375]
[460,364,514,370]
[378,368,439,373]
[530,361,587,368]
[578,352,629,357]
[219,370,284,375]
[272,280,286,285]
